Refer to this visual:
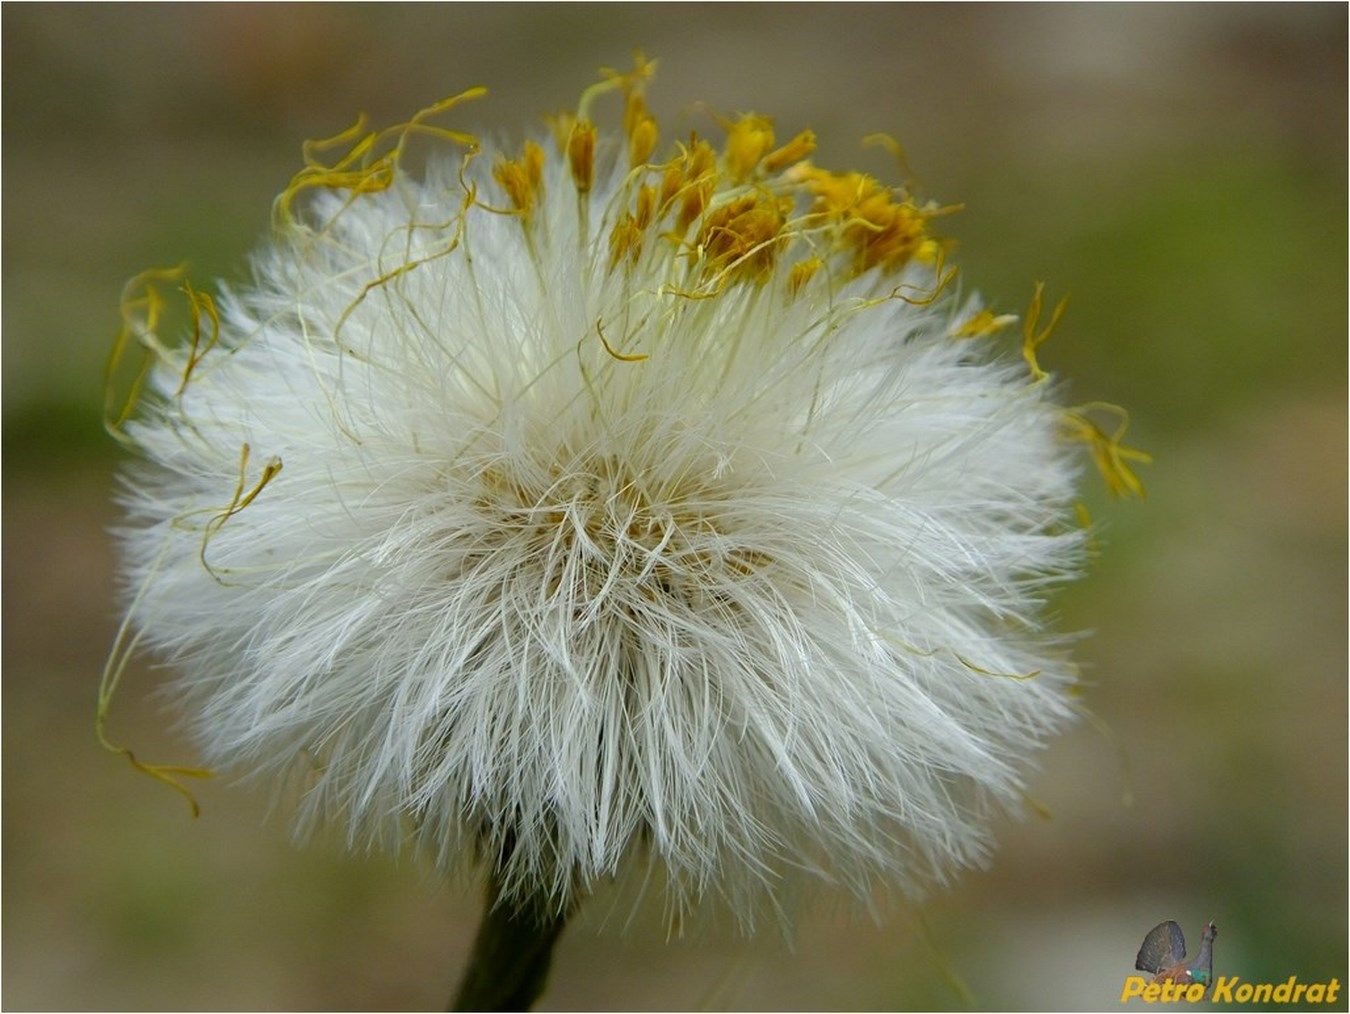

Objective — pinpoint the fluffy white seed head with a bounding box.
[109,70,1114,926]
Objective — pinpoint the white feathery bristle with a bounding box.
[110,77,1097,927]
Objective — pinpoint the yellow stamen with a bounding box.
[915,237,945,264]
[579,51,657,121]
[674,138,718,234]
[493,139,547,220]
[624,92,660,167]
[723,113,775,183]
[687,136,717,179]
[787,256,823,298]
[634,185,658,230]
[176,281,221,396]
[676,177,714,236]
[862,131,914,179]
[1022,281,1069,381]
[629,112,660,168]
[567,119,597,194]
[523,139,545,190]
[697,193,790,280]
[1061,404,1151,499]
[953,308,1018,340]
[105,264,188,440]
[493,160,532,215]
[600,50,658,96]
[97,535,214,817]
[659,158,685,212]
[609,214,644,270]
[791,163,874,216]
[200,443,285,581]
[274,87,485,232]
[623,90,648,137]
[846,194,932,274]
[763,129,817,174]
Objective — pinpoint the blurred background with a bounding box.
[3,4,1345,1010]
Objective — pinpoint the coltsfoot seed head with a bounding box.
[105,57,1145,926]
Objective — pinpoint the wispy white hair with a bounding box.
[113,92,1087,927]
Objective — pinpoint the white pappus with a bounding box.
[107,69,1133,929]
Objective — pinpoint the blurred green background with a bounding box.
[3,4,1345,1010]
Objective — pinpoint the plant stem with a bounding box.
[450,872,571,1012]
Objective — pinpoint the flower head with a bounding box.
[107,61,1141,924]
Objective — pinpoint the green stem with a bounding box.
[450,873,571,1012]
